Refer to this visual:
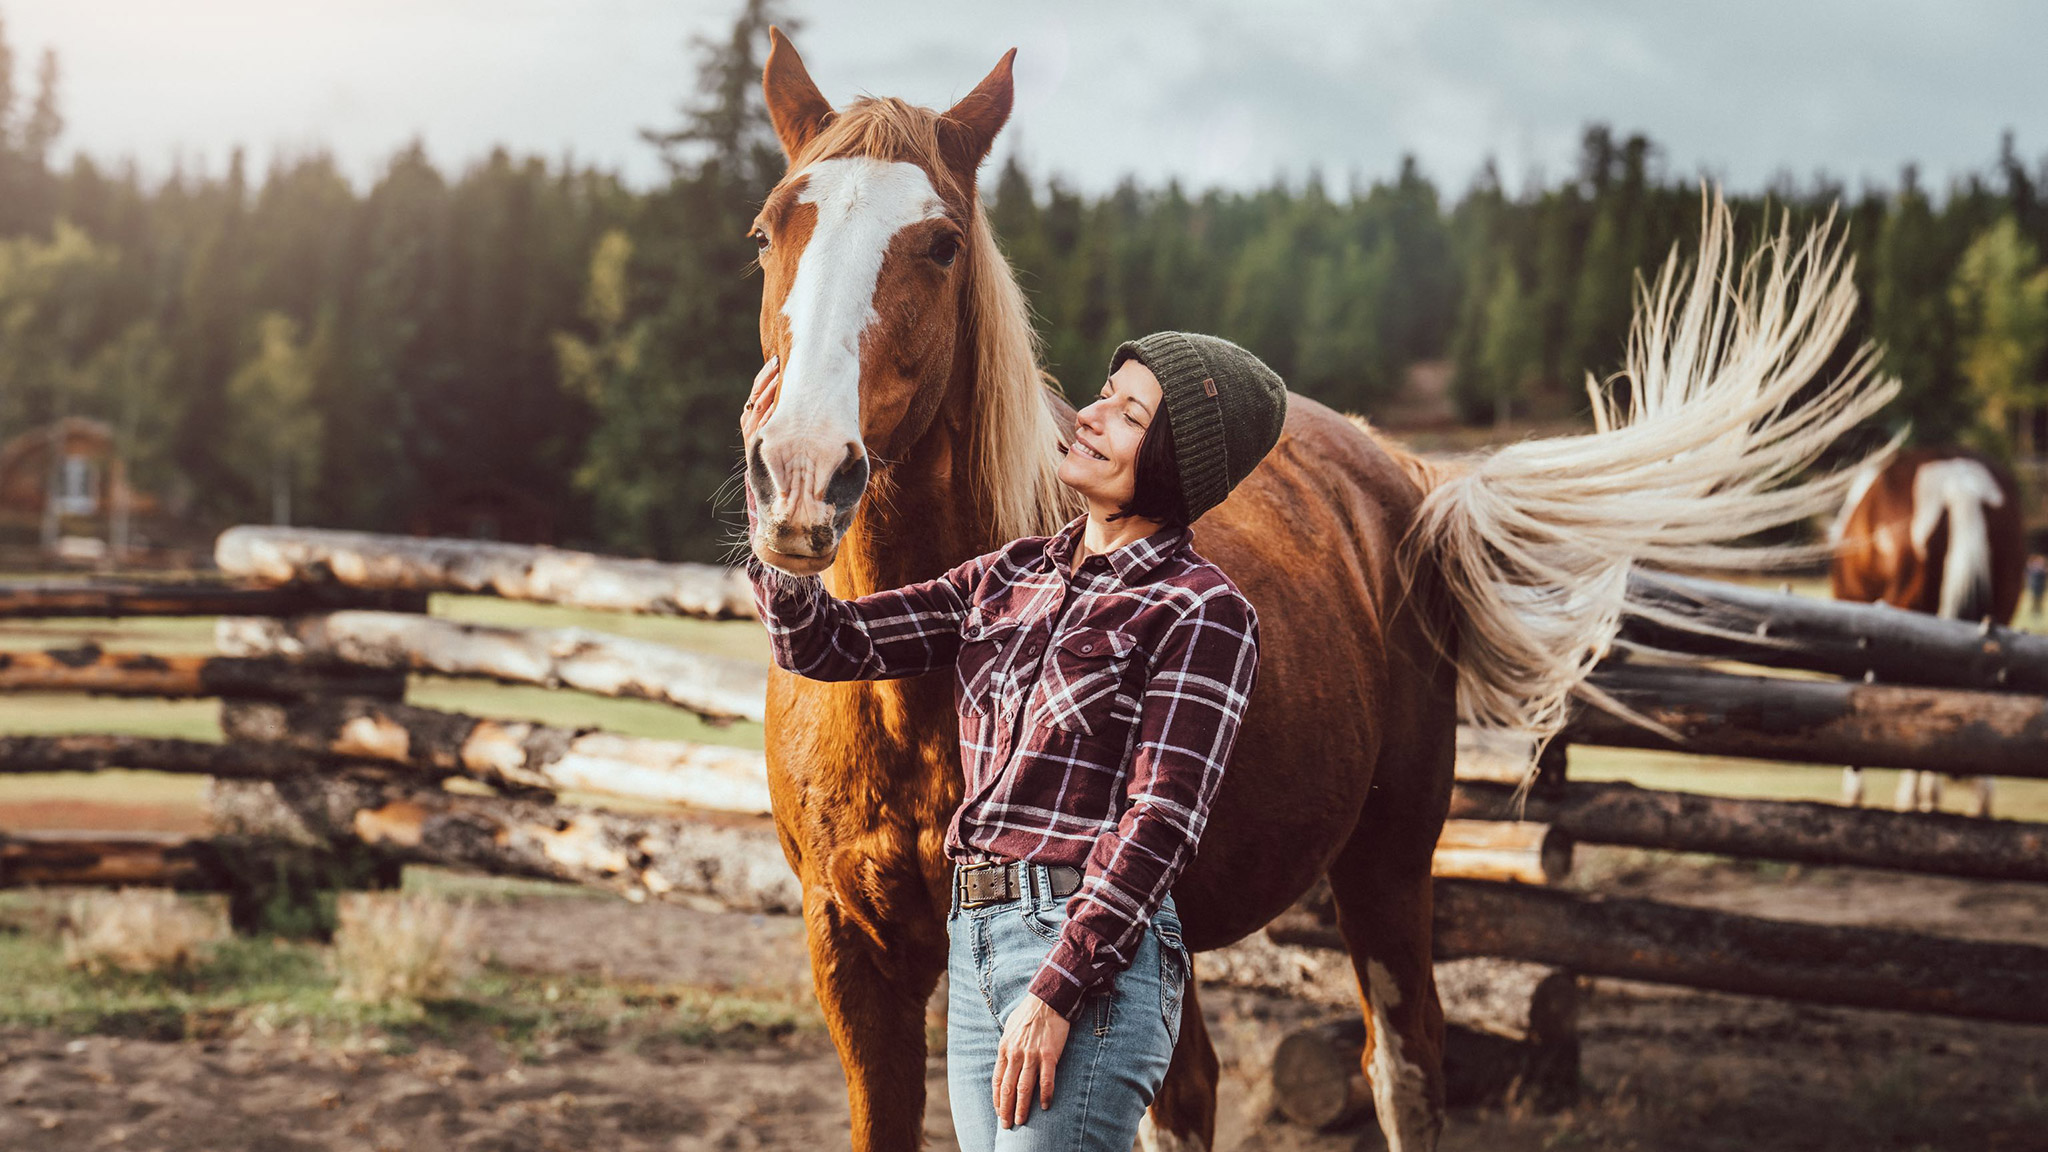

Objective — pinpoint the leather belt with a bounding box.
[957,860,1083,909]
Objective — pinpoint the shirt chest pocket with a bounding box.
[957,608,1023,717]
[1038,627,1140,737]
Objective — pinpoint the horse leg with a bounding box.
[1842,766,1864,807]
[1140,980,1220,1151]
[1326,816,1447,1152]
[800,877,947,1152]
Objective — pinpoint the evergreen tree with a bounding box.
[225,312,323,524]
[1950,216,2048,453]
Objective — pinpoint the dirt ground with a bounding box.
[4,853,2048,1152]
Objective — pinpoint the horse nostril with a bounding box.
[748,438,776,510]
[823,445,869,509]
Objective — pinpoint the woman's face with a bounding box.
[1058,357,1163,509]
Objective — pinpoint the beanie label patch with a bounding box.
[1202,378,1217,397]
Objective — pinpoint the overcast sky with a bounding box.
[6,1,2045,198]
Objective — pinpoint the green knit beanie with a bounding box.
[1110,332,1288,522]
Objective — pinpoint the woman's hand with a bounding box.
[992,992,1071,1128]
[741,356,781,441]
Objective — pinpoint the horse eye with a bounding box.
[750,228,770,253]
[930,234,960,268]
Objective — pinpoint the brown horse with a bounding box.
[741,31,1894,1152]
[1832,447,2025,815]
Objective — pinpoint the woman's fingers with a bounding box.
[991,1046,1013,1128]
[992,993,1069,1127]
[1012,1059,1039,1128]
[742,356,780,439]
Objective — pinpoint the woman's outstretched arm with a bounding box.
[741,356,997,682]
[748,556,994,682]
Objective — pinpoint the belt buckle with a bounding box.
[958,861,1015,908]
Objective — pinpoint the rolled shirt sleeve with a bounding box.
[1027,587,1260,1018]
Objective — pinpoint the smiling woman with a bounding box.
[742,262,1288,1151]
[1062,357,1184,526]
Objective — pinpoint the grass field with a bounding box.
[0,884,817,1052]
[0,577,2042,826]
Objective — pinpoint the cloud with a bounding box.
[4,0,2043,195]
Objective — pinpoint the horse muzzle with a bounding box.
[747,435,869,575]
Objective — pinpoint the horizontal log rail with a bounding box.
[1624,570,2048,694]
[217,611,768,724]
[0,647,405,701]
[0,733,350,778]
[1270,880,2048,1025]
[0,580,426,619]
[1570,663,2048,778]
[223,697,772,814]
[1452,779,2048,882]
[1433,819,1571,885]
[0,829,318,889]
[216,526,758,620]
[237,773,802,913]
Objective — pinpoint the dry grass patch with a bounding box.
[61,889,228,975]
[331,891,479,1013]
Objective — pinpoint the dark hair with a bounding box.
[1108,406,1186,526]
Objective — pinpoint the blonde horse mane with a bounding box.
[796,97,1080,543]
[1403,192,1901,744]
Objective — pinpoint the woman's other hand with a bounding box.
[741,356,781,442]
[992,992,1071,1128]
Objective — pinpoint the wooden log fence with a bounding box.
[215,526,758,620]
[3,829,224,888]
[1452,778,2048,883]
[207,528,2048,698]
[1269,879,2048,1025]
[1571,662,2048,777]
[0,580,427,619]
[10,526,2048,1041]
[1431,819,1571,886]
[0,829,319,890]
[221,697,773,814]
[1625,569,2048,693]
[216,611,768,724]
[238,772,802,914]
[0,733,350,779]
[0,646,406,701]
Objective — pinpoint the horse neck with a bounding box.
[825,355,995,600]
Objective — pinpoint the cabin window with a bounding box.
[57,454,97,516]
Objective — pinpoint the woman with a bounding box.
[742,331,1285,1149]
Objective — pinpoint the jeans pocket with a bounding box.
[1156,915,1189,1048]
[1021,902,1064,944]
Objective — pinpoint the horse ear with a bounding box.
[937,49,1016,189]
[763,27,835,160]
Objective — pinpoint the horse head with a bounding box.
[744,29,1015,575]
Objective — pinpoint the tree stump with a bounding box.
[1269,959,1581,1129]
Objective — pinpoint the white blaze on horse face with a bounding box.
[769,157,949,459]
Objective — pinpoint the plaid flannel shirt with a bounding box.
[749,516,1259,1018]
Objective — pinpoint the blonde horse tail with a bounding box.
[1401,191,1901,745]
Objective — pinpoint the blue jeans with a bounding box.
[946,864,1189,1151]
